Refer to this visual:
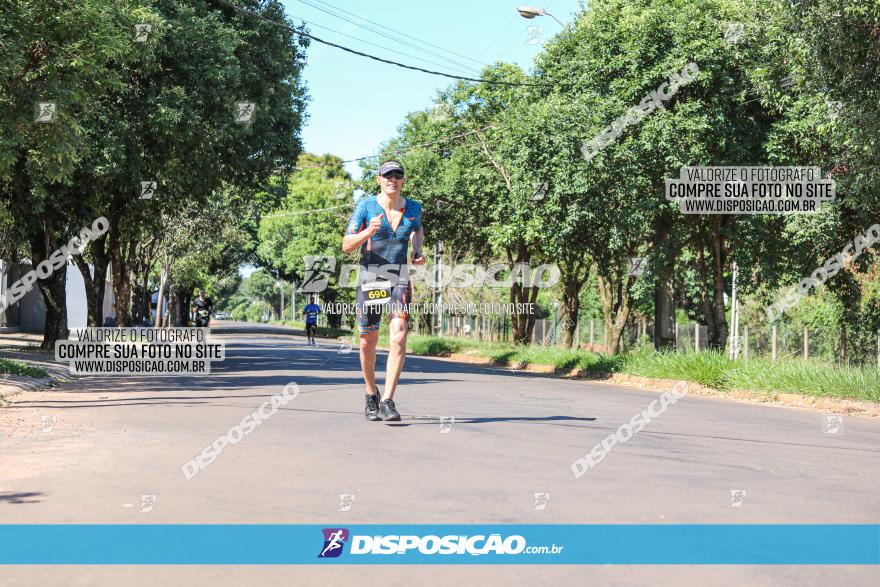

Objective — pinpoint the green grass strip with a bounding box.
[0,358,50,378]
[398,335,880,403]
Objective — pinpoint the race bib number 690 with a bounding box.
[362,281,392,306]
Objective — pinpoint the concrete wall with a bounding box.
[18,267,46,333]
[0,260,111,334]
[0,261,22,330]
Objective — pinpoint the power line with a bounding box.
[299,0,489,69]
[212,0,549,87]
[292,0,483,76]
[286,10,481,77]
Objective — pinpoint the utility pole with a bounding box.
[729,262,740,359]
[279,281,284,321]
[552,301,558,345]
[433,241,443,336]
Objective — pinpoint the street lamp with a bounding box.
[517,6,564,27]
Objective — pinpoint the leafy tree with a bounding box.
[242,268,280,318]
[0,0,146,348]
[384,64,551,344]
[257,153,354,328]
[739,0,880,363]
[1,0,308,345]
[535,0,778,352]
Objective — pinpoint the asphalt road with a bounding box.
[1,321,878,586]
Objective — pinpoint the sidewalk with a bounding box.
[0,331,43,347]
[0,332,71,404]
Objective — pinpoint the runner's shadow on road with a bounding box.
[0,491,44,504]
[399,415,596,426]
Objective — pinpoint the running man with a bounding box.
[303,296,320,346]
[191,289,213,327]
[342,160,424,422]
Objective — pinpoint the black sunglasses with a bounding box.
[381,171,404,180]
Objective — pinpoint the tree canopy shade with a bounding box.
[0,0,309,346]
[1,0,147,346]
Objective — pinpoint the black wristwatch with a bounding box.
[412,250,423,261]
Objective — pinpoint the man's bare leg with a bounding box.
[359,331,379,395]
[383,317,408,400]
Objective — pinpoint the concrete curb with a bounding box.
[0,350,76,405]
[0,375,59,405]
[408,350,880,419]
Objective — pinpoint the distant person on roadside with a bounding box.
[303,296,321,346]
[192,289,213,327]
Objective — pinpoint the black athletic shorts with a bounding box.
[355,279,412,335]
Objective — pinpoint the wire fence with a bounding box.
[283,293,880,366]
[408,312,880,366]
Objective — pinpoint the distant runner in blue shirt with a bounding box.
[342,160,425,423]
[303,296,320,346]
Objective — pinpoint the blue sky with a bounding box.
[280,0,582,179]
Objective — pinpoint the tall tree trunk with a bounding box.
[172,284,190,326]
[694,222,713,347]
[654,261,676,349]
[561,280,581,348]
[127,239,144,325]
[708,216,728,350]
[597,267,632,355]
[82,233,110,327]
[110,237,137,327]
[72,234,110,327]
[130,279,144,325]
[169,282,180,327]
[559,251,590,348]
[323,288,342,328]
[73,256,99,327]
[134,239,154,324]
[653,212,676,349]
[140,270,150,323]
[30,229,68,351]
[155,258,170,327]
[181,289,193,326]
[507,243,539,345]
[37,269,68,351]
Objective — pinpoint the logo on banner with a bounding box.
[318,528,349,558]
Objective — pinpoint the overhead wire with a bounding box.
[306,0,490,69]
[284,12,481,77]
[211,0,550,87]
[292,0,485,76]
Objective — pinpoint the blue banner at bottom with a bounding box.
[0,525,877,564]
